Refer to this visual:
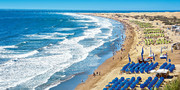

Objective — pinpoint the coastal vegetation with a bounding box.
[144,34,165,38]
[130,20,154,28]
[145,39,171,45]
[144,29,164,34]
[130,20,172,45]
[143,28,171,45]
[148,16,180,25]
[132,15,180,25]
[163,76,180,90]
[116,13,180,25]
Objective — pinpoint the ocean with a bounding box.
[0,10,125,90]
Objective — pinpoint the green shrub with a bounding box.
[131,20,154,28]
[164,77,180,90]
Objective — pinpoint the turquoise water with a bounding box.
[0,10,125,90]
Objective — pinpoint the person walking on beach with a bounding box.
[120,57,122,60]
[93,72,95,77]
[96,72,98,75]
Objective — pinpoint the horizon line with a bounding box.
[0,9,180,11]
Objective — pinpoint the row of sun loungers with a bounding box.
[121,62,176,74]
[121,62,159,74]
[103,76,165,90]
[140,77,164,89]
[159,62,175,72]
[154,77,164,88]
[102,62,175,90]
[103,77,141,90]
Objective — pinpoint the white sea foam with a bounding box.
[0,45,17,50]
[45,32,74,36]
[71,20,94,22]
[14,50,39,58]
[56,28,77,31]
[25,32,74,40]
[60,13,99,23]
[0,13,118,90]
[0,45,18,56]
[25,33,67,40]
[0,50,39,59]
[56,26,88,31]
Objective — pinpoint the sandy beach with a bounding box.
[1,0,180,89]
[76,12,180,90]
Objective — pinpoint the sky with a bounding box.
[0,0,180,10]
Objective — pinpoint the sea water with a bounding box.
[0,10,125,90]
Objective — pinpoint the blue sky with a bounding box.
[0,0,180,10]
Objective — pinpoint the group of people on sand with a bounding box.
[93,72,100,77]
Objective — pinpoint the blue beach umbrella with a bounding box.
[166,52,168,61]
[141,47,144,61]
[128,54,131,62]
[141,53,144,61]
[141,47,144,55]
[153,53,155,61]
[169,59,171,62]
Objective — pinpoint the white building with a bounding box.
[171,25,180,32]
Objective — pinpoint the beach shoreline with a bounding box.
[76,12,180,90]
[75,13,136,90]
